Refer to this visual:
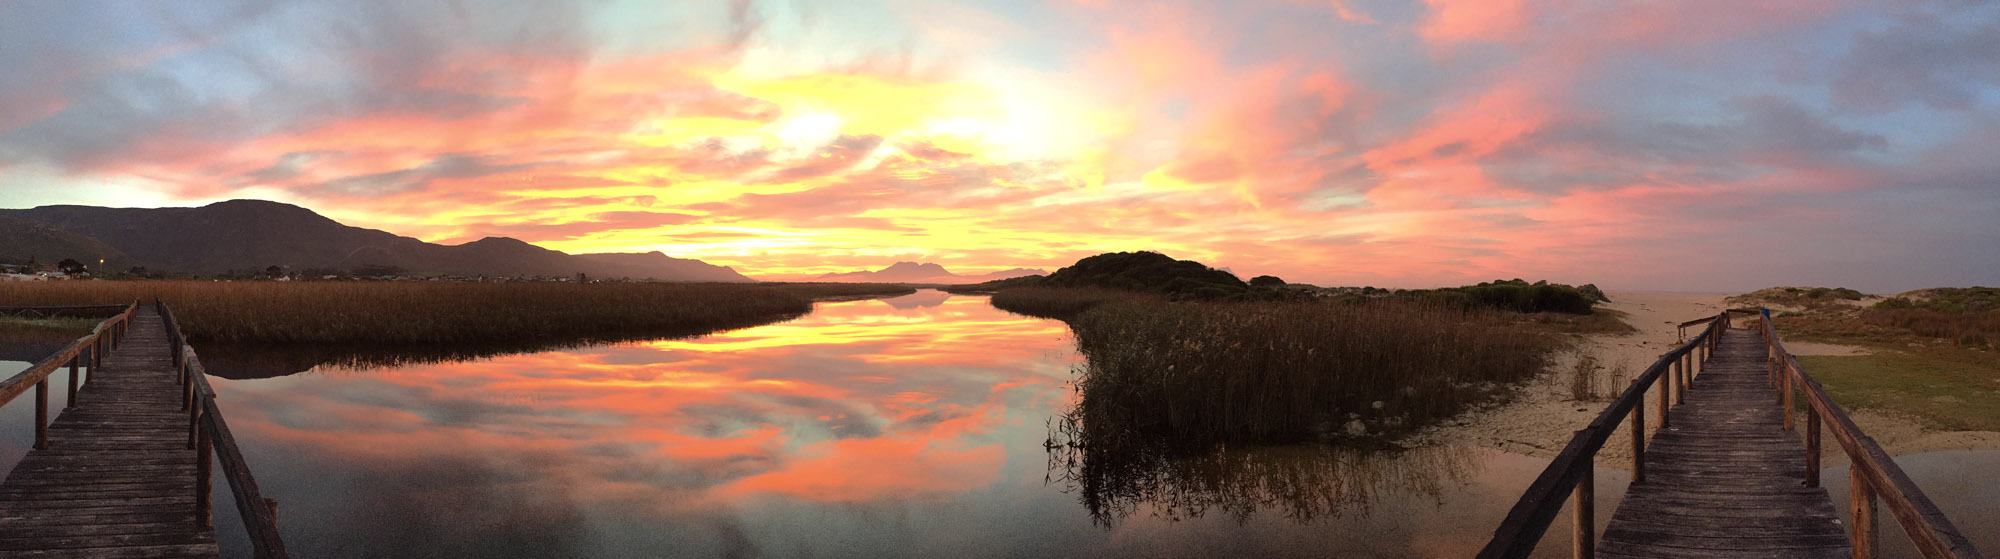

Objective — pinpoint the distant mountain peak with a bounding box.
[814,261,1043,284]
[209,199,306,209]
[883,261,949,273]
[0,199,756,282]
[462,236,535,247]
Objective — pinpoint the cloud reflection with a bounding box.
[211,291,1074,527]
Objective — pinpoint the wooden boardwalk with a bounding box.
[0,306,218,558]
[1597,326,1848,558]
[1482,310,1981,559]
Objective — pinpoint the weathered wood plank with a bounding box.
[0,532,215,551]
[0,543,221,559]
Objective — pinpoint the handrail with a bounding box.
[1675,315,1716,341]
[158,301,290,559]
[1675,316,1717,328]
[1478,311,1726,559]
[1756,309,1981,559]
[0,304,134,318]
[0,301,138,449]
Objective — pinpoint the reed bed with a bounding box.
[1051,297,1559,448]
[0,280,913,346]
[989,286,1153,319]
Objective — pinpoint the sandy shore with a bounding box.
[1411,291,2000,462]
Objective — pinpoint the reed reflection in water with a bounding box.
[1048,414,1478,527]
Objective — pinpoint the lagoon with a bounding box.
[2,290,1993,558]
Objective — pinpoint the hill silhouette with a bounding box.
[0,200,753,281]
[0,215,148,272]
[815,261,1045,284]
[1041,251,1248,297]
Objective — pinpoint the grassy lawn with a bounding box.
[1771,301,2000,432]
[1799,348,2000,431]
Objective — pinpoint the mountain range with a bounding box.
[815,261,1045,284]
[0,200,754,282]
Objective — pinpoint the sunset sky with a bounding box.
[1,1,1995,292]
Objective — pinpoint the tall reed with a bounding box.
[1048,296,1559,447]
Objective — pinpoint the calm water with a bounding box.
[2,290,1994,557]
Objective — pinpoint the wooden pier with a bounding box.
[0,302,287,558]
[1480,309,1983,559]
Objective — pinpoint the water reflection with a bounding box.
[1048,436,1477,527]
[188,290,1619,558]
[206,290,1082,556]
[196,309,819,380]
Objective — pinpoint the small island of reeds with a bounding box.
[965,251,1624,450]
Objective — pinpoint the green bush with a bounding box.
[1396,279,1597,315]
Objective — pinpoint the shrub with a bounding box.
[1397,280,1598,315]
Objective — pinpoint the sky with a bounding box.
[0,0,1995,292]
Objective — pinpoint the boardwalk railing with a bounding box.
[0,303,134,319]
[1754,309,1981,559]
[0,301,137,449]
[158,300,291,559]
[1478,310,1728,559]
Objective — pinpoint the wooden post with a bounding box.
[182,361,195,411]
[1767,348,1777,389]
[1631,386,1646,485]
[1806,411,1821,488]
[196,413,214,528]
[1694,343,1703,383]
[1670,359,1681,405]
[1851,469,1877,559]
[1574,461,1595,559]
[34,380,48,450]
[1783,366,1795,431]
[67,356,79,409]
[187,394,201,450]
[1775,356,1787,406]
[1678,354,1689,402]
[1657,371,1670,428]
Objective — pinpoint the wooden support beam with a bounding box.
[1853,469,1877,559]
[66,356,79,409]
[34,380,48,450]
[1783,367,1795,431]
[1574,464,1594,559]
[1630,388,1645,485]
[1806,411,1821,488]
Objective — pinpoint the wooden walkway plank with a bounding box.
[0,307,218,558]
[1597,326,1849,558]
